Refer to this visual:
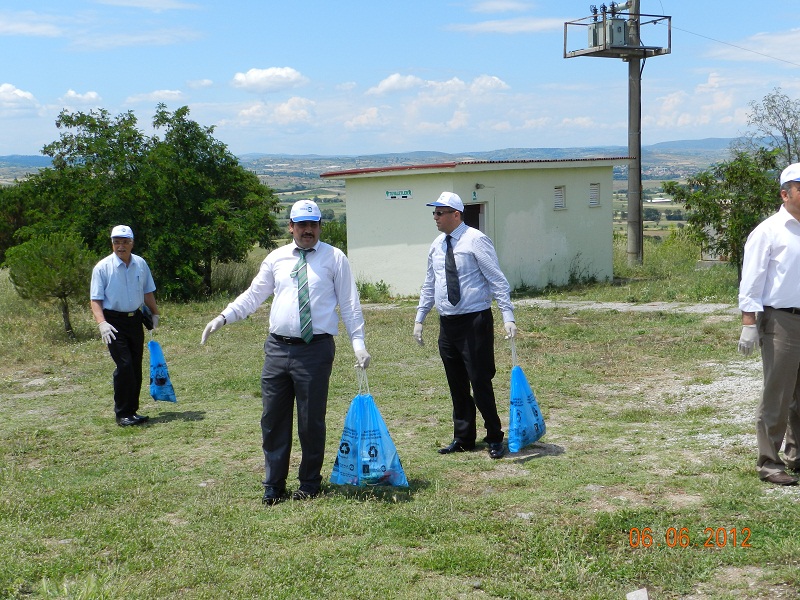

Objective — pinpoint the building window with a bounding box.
[554,186,566,210]
[589,183,601,207]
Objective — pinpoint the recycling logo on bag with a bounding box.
[368,445,378,459]
[339,442,350,456]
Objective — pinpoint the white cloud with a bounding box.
[232,67,309,94]
[60,89,102,104]
[273,97,315,125]
[72,28,202,50]
[0,11,63,36]
[470,75,510,94]
[0,83,38,115]
[561,116,595,129]
[707,29,800,66]
[125,89,185,104]
[94,0,200,11]
[367,74,425,95]
[345,107,385,129]
[235,97,315,126]
[471,1,532,13]
[448,17,565,34]
[187,79,214,89]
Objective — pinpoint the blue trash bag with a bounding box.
[507,340,545,453]
[330,369,408,487]
[148,339,177,403]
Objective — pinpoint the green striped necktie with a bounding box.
[295,248,314,343]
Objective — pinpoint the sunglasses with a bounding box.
[432,210,456,217]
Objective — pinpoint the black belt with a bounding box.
[774,307,800,315]
[270,333,332,345]
[439,308,491,322]
[104,309,140,318]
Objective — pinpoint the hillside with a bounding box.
[1,138,736,190]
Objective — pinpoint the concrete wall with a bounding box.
[339,163,614,297]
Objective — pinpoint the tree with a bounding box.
[662,148,781,280]
[4,232,96,338]
[144,104,281,298]
[738,87,800,166]
[4,105,281,300]
[321,221,347,252]
[643,207,661,223]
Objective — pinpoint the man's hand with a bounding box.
[355,348,371,369]
[413,322,424,346]
[98,321,117,344]
[504,322,517,339]
[151,315,159,330]
[201,316,225,345]
[738,324,758,356]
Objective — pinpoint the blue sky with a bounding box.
[1,1,799,157]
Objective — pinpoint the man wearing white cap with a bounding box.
[201,199,371,504]
[414,191,517,459]
[90,225,160,426]
[738,163,800,485]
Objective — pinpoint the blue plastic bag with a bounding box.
[330,369,408,487]
[148,338,177,403]
[507,340,545,453]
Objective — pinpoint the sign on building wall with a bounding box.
[385,190,412,199]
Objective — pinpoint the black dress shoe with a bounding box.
[132,414,149,423]
[116,416,143,427]
[763,472,798,486]
[262,487,288,505]
[488,442,505,459]
[291,487,320,501]
[438,440,475,454]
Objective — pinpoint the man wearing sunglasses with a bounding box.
[414,192,517,459]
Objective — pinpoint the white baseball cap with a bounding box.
[780,163,800,186]
[290,199,322,222]
[110,225,134,239]
[426,191,464,212]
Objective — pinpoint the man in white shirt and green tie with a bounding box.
[201,200,370,504]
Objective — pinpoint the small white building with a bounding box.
[321,157,626,296]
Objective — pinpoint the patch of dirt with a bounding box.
[515,299,738,315]
[681,565,798,599]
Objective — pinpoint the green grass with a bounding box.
[1,236,798,599]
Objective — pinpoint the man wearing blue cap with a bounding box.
[414,191,517,459]
[201,199,371,504]
[739,162,800,486]
[90,225,160,426]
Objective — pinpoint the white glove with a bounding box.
[413,322,424,346]
[151,315,159,330]
[738,324,758,356]
[201,315,226,345]
[355,348,371,369]
[504,322,517,339]
[98,321,117,344]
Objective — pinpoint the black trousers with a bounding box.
[260,334,336,492]
[104,310,145,419]
[438,309,503,445]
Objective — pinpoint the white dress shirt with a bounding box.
[220,241,366,351]
[739,205,800,313]
[416,222,514,323]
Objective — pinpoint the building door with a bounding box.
[463,203,485,232]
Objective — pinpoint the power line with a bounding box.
[670,24,800,69]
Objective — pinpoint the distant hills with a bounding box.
[1,138,739,187]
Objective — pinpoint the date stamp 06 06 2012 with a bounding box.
[628,527,752,549]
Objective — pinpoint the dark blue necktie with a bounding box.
[445,235,460,305]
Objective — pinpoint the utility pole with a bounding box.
[627,0,643,265]
[564,2,670,266]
